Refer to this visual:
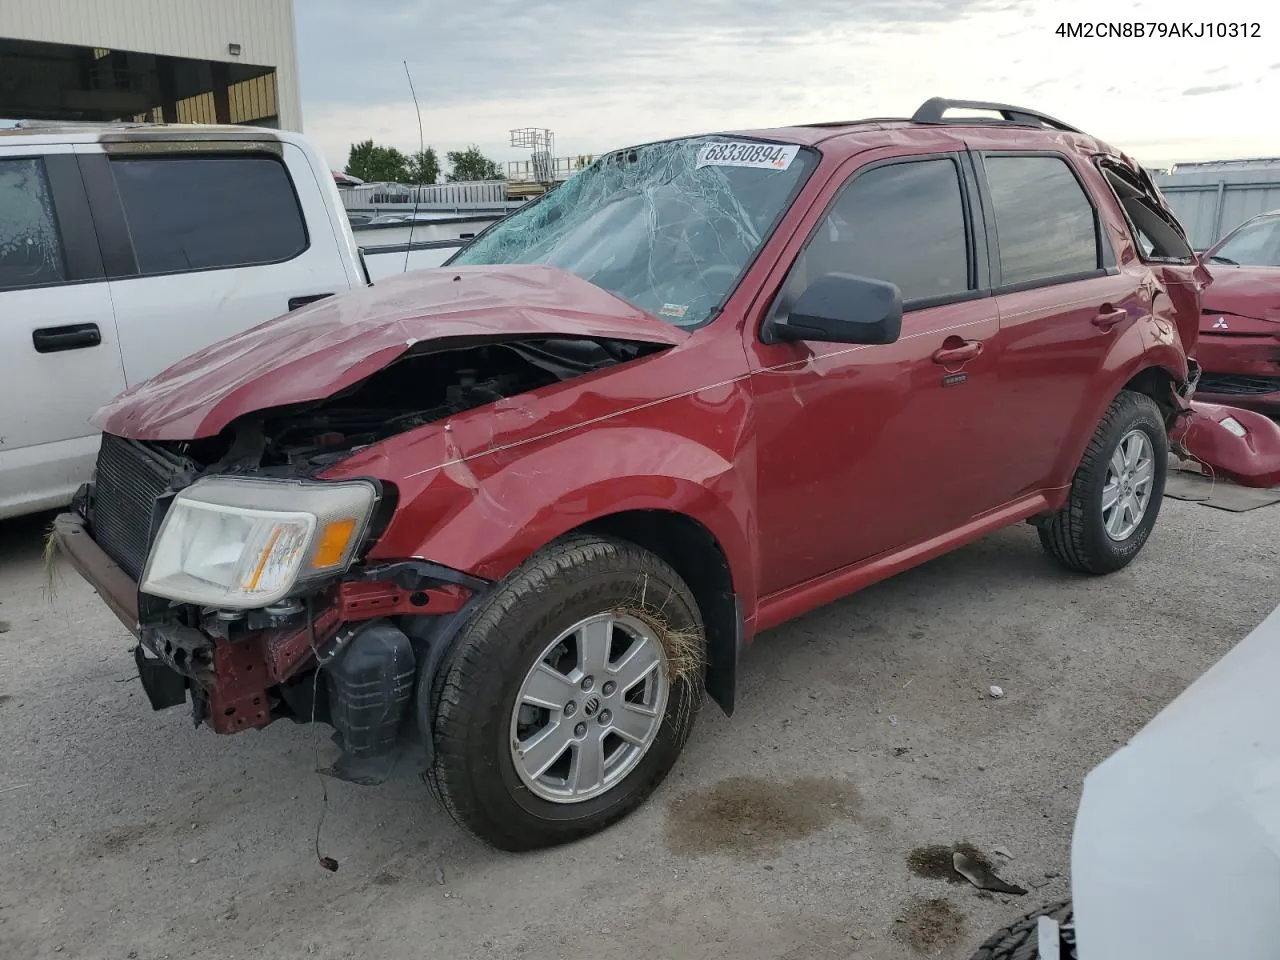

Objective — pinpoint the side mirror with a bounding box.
[766,272,903,345]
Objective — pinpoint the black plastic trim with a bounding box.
[77,153,139,278]
[355,559,492,594]
[912,97,1081,133]
[42,154,105,282]
[705,594,742,717]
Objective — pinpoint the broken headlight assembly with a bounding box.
[139,476,378,608]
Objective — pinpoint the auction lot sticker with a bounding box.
[696,142,799,171]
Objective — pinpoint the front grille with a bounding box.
[1197,373,1280,397]
[90,435,185,581]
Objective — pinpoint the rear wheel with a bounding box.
[1038,390,1167,574]
[968,900,1076,960]
[425,534,705,851]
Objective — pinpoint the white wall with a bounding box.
[4,0,303,131]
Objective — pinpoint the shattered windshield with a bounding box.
[449,136,817,328]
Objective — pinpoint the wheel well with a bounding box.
[582,510,740,717]
[1123,366,1177,423]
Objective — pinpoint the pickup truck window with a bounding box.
[109,155,307,276]
[0,158,67,291]
[787,157,971,306]
[449,136,817,329]
[984,155,1100,287]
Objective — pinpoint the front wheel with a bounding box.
[1039,390,1167,574]
[425,534,705,851]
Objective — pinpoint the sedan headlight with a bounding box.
[140,477,378,608]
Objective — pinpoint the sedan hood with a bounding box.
[93,265,687,441]
[1200,267,1280,324]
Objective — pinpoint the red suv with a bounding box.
[56,98,1208,851]
[1195,208,1280,413]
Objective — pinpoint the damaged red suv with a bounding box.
[56,98,1208,851]
[1195,208,1280,413]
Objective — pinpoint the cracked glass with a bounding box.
[0,158,67,291]
[450,137,817,328]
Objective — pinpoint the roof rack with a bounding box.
[910,98,1081,134]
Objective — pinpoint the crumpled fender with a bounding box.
[1170,401,1280,489]
[324,422,758,622]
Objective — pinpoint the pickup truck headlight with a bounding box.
[139,477,378,609]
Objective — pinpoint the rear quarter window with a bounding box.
[110,154,307,275]
[1097,161,1195,263]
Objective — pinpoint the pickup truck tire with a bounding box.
[1039,389,1167,574]
[425,534,705,851]
[967,899,1076,959]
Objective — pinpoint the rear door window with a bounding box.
[110,154,307,275]
[983,155,1101,287]
[787,157,972,306]
[0,158,68,290]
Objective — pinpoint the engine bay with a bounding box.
[165,336,661,472]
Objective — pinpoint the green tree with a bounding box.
[446,144,504,182]
[405,147,440,185]
[345,139,410,183]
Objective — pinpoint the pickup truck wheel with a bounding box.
[968,900,1076,959]
[425,535,705,851]
[1038,389,1167,574]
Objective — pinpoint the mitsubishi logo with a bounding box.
[1212,317,1230,330]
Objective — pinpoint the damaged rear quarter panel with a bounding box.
[318,330,760,618]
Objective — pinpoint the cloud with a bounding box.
[297,0,994,109]
[296,0,1005,165]
[292,0,1280,172]
[1182,82,1243,96]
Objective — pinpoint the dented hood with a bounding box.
[93,265,687,441]
[1200,267,1280,325]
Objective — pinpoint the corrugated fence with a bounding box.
[1154,158,1280,251]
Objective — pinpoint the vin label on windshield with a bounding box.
[696,142,799,171]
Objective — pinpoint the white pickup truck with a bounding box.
[0,122,467,521]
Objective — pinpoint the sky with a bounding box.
[295,0,1280,175]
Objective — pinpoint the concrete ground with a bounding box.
[2,496,1278,960]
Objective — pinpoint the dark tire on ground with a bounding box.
[968,900,1075,960]
[424,534,705,852]
[1038,389,1167,574]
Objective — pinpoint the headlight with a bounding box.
[140,477,378,608]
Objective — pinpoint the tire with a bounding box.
[1038,389,1167,574]
[969,900,1076,960]
[425,534,705,851]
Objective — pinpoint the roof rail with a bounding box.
[12,118,156,129]
[797,117,911,129]
[911,98,1081,134]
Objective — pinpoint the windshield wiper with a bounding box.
[1208,255,1238,265]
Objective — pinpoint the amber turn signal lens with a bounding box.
[311,518,357,569]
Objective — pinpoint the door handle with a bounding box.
[1092,306,1127,330]
[288,293,334,311]
[932,339,983,364]
[32,323,101,354]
